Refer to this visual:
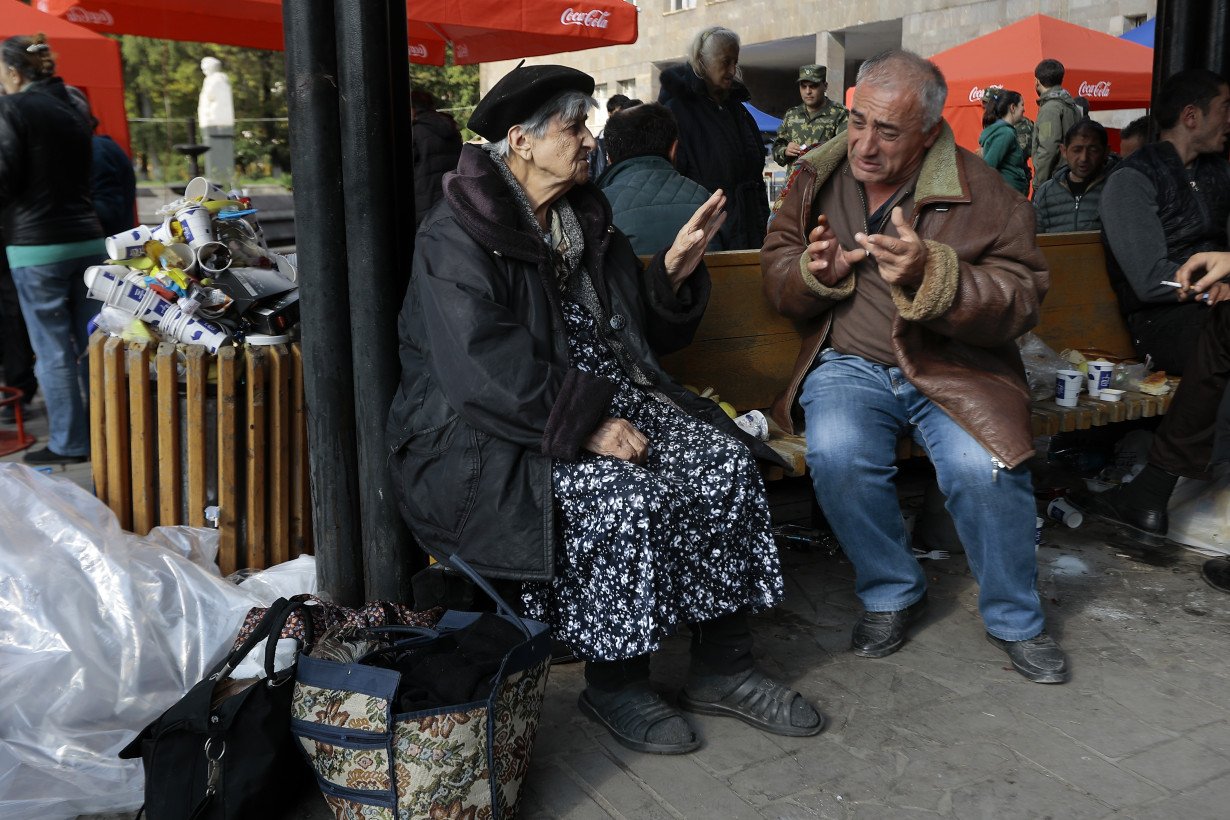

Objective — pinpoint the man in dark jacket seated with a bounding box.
[762,50,1069,684]
[1032,119,1116,234]
[598,103,721,255]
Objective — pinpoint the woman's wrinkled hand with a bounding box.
[583,417,649,464]
[664,189,727,294]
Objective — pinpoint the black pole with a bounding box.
[1153,0,1230,107]
[334,0,418,603]
[283,0,365,605]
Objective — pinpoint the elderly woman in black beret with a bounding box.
[388,64,822,753]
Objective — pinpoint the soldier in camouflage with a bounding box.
[772,64,848,168]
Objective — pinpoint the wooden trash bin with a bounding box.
[88,333,313,575]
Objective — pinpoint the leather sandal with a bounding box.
[678,670,825,737]
[578,685,701,755]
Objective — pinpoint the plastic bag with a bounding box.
[1018,332,1068,401]
[1166,475,1230,556]
[0,464,317,820]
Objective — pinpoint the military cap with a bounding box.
[798,65,827,84]
[468,61,595,141]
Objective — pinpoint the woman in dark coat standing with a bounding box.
[387,64,822,755]
[658,26,769,250]
[0,34,103,464]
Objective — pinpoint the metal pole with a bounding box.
[283,0,365,605]
[334,0,419,602]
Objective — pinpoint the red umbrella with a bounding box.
[4,0,130,151]
[36,0,638,64]
[930,14,1153,152]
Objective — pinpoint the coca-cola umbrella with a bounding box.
[930,14,1152,153]
[37,0,637,65]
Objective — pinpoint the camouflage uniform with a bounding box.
[772,99,849,167]
[1015,116,1034,158]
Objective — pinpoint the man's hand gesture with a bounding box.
[852,207,928,288]
[805,214,862,287]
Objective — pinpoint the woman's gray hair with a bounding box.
[855,50,948,131]
[488,90,598,157]
[688,26,741,81]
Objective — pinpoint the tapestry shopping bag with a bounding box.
[291,556,551,819]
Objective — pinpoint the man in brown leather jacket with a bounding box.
[762,50,1069,684]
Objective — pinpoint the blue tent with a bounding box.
[1120,18,1154,48]
[744,102,782,133]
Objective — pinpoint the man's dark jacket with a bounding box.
[598,154,717,255]
[658,66,768,251]
[1104,141,1230,316]
[386,144,774,580]
[412,108,463,227]
[0,77,102,247]
[1031,156,1117,234]
[92,135,137,237]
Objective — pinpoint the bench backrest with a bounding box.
[656,231,1132,412]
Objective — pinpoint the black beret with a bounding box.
[467,62,595,142]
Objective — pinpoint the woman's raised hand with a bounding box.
[583,417,649,464]
[664,189,727,293]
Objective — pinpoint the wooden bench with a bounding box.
[88,334,313,575]
[659,231,1175,478]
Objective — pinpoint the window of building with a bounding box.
[616,79,637,99]
[669,0,696,11]
[1124,13,1147,30]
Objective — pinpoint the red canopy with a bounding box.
[37,0,638,65]
[2,0,129,152]
[930,14,1153,152]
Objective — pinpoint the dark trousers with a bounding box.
[1128,302,1210,376]
[0,257,36,400]
[1150,303,1230,478]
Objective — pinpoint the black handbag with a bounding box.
[119,598,316,819]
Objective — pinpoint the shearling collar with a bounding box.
[441,143,613,265]
[798,121,971,213]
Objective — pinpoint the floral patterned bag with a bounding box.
[290,556,551,819]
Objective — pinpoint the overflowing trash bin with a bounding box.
[86,180,311,574]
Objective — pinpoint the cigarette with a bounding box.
[1160,280,1183,288]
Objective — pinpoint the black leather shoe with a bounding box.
[851,594,928,658]
[23,447,87,465]
[1202,557,1230,593]
[1076,487,1168,545]
[987,631,1070,684]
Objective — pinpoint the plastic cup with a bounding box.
[1099,388,1125,402]
[1046,497,1084,528]
[1055,369,1083,408]
[149,300,228,352]
[1087,360,1114,395]
[196,241,233,274]
[84,265,169,322]
[733,409,770,441]
[176,204,215,248]
[184,176,232,204]
[104,225,153,261]
[162,242,197,274]
[150,217,177,244]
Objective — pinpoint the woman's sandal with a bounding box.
[677,669,825,737]
[579,684,702,755]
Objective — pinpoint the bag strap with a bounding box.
[263,598,315,680]
[209,598,291,680]
[442,555,532,639]
[355,625,442,664]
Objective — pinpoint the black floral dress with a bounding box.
[521,293,784,662]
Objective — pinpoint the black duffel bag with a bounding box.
[120,598,316,819]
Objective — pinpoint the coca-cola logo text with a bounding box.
[408,44,429,58]
[560,8,611,29]
[1078,80,1112,98]
[968,84,1003,103]
[64,6,115,26]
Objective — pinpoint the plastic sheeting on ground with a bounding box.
[1167,475,1230,557]
[0,463,316,820]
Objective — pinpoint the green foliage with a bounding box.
[119,37,478,183]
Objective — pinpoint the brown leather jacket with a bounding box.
[761,124,1048,469]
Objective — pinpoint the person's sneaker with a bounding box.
[987,631,1070,684]
[1075,486,1168,545]
[851,593,928,658]
[23,447,87,465]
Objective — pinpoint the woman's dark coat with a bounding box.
[657,65,769,251]
[386,144,776,580]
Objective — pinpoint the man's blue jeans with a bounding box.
[10,256,101,457]
[800,350,1044,641]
